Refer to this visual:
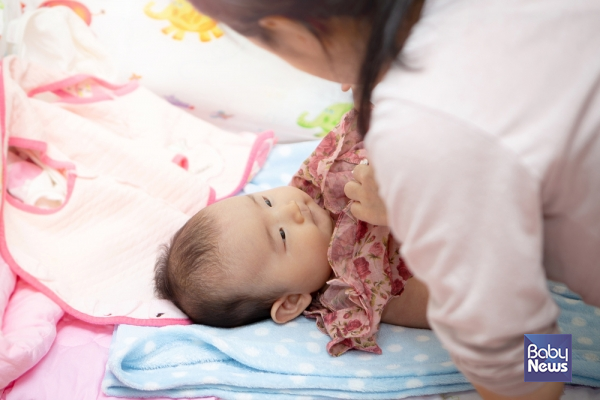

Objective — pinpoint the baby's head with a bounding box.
[155,186,334,327]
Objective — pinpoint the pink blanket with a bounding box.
[0,264,217,400]
[0,56,273,327]
[0,55,272,393]
[0,258,62,391]
[1,309,217,400]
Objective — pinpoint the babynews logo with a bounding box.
[524,334,572,382]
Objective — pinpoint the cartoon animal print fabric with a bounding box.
[297,102,354,137]
[144,0,223,42]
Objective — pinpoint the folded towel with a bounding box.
[103,282,600,399]
[104,319,469,399]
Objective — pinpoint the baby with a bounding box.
[155,110,428,355]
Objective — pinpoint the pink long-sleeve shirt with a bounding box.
[365,0,600,396]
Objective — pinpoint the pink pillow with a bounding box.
[0,275,63,390]
[2,315,215,400]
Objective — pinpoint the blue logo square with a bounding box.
[524,334,572,382]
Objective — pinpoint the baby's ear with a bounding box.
[270,293,312,324]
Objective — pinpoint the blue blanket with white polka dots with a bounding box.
[103,319,472,399]
[102,142,600,399]
[102,278,600,398]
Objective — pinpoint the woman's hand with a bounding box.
[344,163,389,226]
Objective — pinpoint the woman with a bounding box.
[189,1,600,399]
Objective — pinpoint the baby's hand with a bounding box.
[344,162,389,226]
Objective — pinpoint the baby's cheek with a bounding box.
[317,238,332,268]
[315,233,330,255]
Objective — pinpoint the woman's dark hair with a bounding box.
[189,0,424,135]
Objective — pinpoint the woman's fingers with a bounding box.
[343,179,361,201]
[350,201,372,224]
[351,163,370,184]
[344,164,389,226]
[348,194,389,226]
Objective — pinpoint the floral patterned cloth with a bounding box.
[291,109,412,356]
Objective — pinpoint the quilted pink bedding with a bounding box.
[1,310,216,400]
[0,56,273,327]
[0,55,271,396]
[0,265,216,400]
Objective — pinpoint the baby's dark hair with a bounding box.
[154,209,280,328]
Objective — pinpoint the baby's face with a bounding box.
[209,186,334,296]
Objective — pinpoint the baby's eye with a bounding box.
[279,228,286,242]
[263,197,272,207]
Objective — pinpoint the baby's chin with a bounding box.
[316,270,336,294]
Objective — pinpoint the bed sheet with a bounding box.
[4,313,600,400]
[102,280,600,399]
[3,140,600,400]
[0,140,319,399]
[1,314,217,400]
[5,302,600,400]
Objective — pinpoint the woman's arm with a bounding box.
[381,277,429,329]
[366,101,560,397]
[381,279,565,400]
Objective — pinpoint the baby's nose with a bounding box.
[282,201,304,224]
